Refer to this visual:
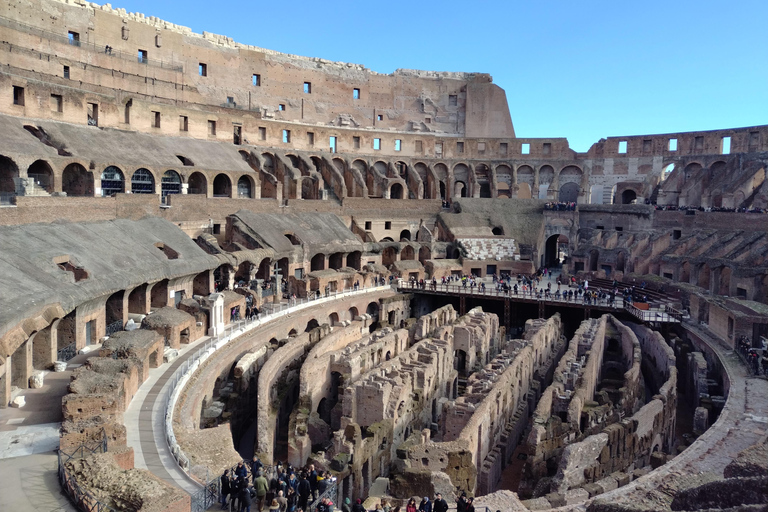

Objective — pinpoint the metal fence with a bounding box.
[0,14,183,72]
[58,430,116,512]
[57,342,77,362]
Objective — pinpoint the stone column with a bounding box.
[32,325,57,370]
[206,293,225,337]
[0,359,9,408]
[11,339,32,389]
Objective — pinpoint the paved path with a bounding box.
[125,336,211,494]
[0,452,77,512]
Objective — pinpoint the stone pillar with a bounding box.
[206,293,225,337]
[11,339,32,389]
[0,359,8,408]
[121,289,130,327]
[32,326,56,370]
[693,407,709,436]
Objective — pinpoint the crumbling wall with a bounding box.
[395,313,563,496]
[550,322,677,495]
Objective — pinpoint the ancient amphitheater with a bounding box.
[0,1,767,511]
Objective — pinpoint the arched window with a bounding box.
[161,170,181,196]
[101,166,124,196]
[131,168,155,194]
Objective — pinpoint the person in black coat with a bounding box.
[432,493,448,512]
[220,469,232,509]
[239,483,256,512]
[297,473,312,511]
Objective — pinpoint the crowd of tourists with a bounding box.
[652,204,766,213]
[737,335,768,376]
[544,201,577,211]
[218,458,495,512]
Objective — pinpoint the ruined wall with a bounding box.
[395,314,563,497]
[549,325,677,497]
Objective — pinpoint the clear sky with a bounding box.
[114,0,767,152]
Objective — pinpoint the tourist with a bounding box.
[221,469,232,509]
[405,498,417,512]
[432,493,448,512]
[341,497,351,512]
[239,483,256,512]
[236,461,248,481]
[351,499,366,512]
[465,497,475,512]
[297,473,311,511]
[418,497,432,512]
[276,490,288,512]
[254,471,269,512]
[456,492,468,512]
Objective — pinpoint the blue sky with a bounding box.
[116,0,767,152]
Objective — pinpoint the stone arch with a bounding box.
[237,175,254,198]
[131,168,155,194]
[100,165,125,197]
[680,261,691,283]
[616,251,627,272]
[621,189,637,204]
[311,253,325,271]
[213,173,232,197]
[434,163,448,200]
[559,182,580,203]
[538,165,555,199]
[382,247,397,266]
[589,249,600,272]
[346,251,362,271]
[545,234,569,268]
[150,279,169,308]
[348,307,359,321]
[418,246,431,264]
[305,318,320,332]
[718,266,732,296]
[161,170,182,197]
[517,183,532,199]
[329,252,344,270]
[389,182,404,199]
[414,162,432,199]
[187,172,207,195]
[475,164,492,198]
[453,163,470,197]
[329,312,340,326]
[62,162,94,197]
[399,229,411,241]
[0,155,19,197]
[400,245,415,261]
[27,159,54,193]
[698,263,711,291]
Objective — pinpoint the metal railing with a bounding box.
[57,342,77,362]
[58,429,116,512]
[400,280,681,323]
[105,320,123,336]
[163,283,393,490]
[0,14,183,72]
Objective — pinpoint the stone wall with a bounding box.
[394,314,563,497]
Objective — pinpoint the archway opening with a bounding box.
[62,163,94,197]
[400,245,415,261]
[311,254,325,271]
[150,279,169,308]
[213,174,232,197]
[399,229,411,241]
[27,159,53,193]
[545,234,569,268]
[558,182,579,203]
[131,168,155,194]
[621,189,637,204]
[188,172,207,195]
[390,182,404,199]
[237,175,253,198]
[329,252,344,270]
[161,170,181,197]
[0,155,19,198]
[101,166,125,197]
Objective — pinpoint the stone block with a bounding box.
[10,395,25,408]
[564,488,589,504]
[163,348,179,363]
[522,497,553,511]
[54,361,68,372]
[29,370,46,388]
[612,471,630,486]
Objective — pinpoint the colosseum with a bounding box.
[0,1,766,511]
